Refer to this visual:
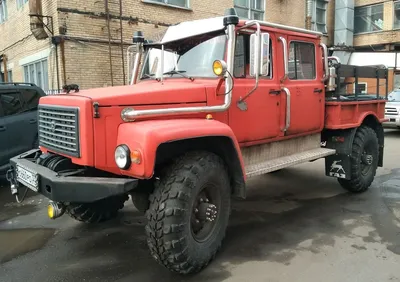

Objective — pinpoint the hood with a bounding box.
[385,101,400,108]
[66,79,211,106]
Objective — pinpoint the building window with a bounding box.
[394,1,400,29]
[23,59,49,91]
[288,42,316,80]
[312,0,328,34]
[145,0,189,9]
[353,82,368,94]
[0,70,12,82]
[16,0,28,9]
[354,4,384,34]
[234,0,264,20]
[0,0,8,23]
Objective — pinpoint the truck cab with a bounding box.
[7,8,387,275]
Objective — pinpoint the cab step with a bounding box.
[245,148,336,178]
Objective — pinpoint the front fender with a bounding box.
[117,119,244,179]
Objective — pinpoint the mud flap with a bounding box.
[325,154,351,180]
[322,128,358,180]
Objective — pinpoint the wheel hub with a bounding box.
[197,202,218,222]
[362,154,373,165]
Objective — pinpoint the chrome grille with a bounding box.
[385,107,399,115]
[38,105,80,157]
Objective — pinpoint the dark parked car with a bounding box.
[0,83,45,176]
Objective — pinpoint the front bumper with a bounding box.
[383,115,400,128]
[9,149,138,203]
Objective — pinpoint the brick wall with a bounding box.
[0,0,60,89]
[57,0,232,89]
[1,0,336,91]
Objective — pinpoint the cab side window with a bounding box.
[234,33,273,78]
[0,92,24,116]
[288,42,316,80]
[234,34,246,78]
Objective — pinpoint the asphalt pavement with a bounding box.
[0,130,400,282]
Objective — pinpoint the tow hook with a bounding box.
[47,202,66,220]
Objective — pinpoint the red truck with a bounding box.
[8,8,388,274]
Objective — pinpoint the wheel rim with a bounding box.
[190,183,221,243]
[360,141,375,176]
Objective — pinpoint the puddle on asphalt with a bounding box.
[0,228,55,263]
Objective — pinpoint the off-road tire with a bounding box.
[145,151,231,274]
[337,125,379,193]
[66,194,129,223]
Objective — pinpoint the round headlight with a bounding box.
[115,145,131,169]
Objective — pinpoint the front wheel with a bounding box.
[145,151,231,274]
[337,125,379,193]
[66,194,128,223]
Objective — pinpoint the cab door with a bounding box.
[229,32,281,143]
[278,35,324,136]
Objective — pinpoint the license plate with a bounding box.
[390,118,396,122]
[16,164,39,192]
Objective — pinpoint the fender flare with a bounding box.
[117,119,246,197]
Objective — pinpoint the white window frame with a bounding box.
[16,0,28,10]
[353,82,368,94]
[23,58,49,91]
[0,0,8,24]
[311,0,328,34]
[234,0,265,20]
[142,0,190,9]
[354,3,384,34]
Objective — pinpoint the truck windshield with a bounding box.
[140,34,226,80]
[388,90,400,102]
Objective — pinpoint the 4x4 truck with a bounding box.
[7,8,388,274]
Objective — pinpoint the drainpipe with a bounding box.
[306,0,313,30]
[2,55,8,82]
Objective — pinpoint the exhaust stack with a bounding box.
[29,0,48,40]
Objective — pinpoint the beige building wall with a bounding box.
[353,0,400,48]
[0,0,59,89]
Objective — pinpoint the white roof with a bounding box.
[348,52,400,68]
[159,17,225,44]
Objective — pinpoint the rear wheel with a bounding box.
[337,125,379,193]
[66,194,128,223]
[145,151,231,274]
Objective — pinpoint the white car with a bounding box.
[384,89,400,129]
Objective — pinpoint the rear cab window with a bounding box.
[288,41,316,80]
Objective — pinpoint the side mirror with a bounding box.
[250,33,270,77]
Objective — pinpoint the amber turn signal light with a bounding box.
[213,60,227,77]
[131,150,142,164]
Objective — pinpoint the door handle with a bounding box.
[29,119,37,124]
[269,89,281,95]
[0,126,6,132]
[281,87,291,133]
[314,88,323,93]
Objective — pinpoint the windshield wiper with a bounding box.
[163,70,194,81]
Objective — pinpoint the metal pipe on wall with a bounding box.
[306,0,313,30]
[119,0,126,85]
[60,38,67,86]
[105,0,114,86]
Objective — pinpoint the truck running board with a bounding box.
[245,148,336,178]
